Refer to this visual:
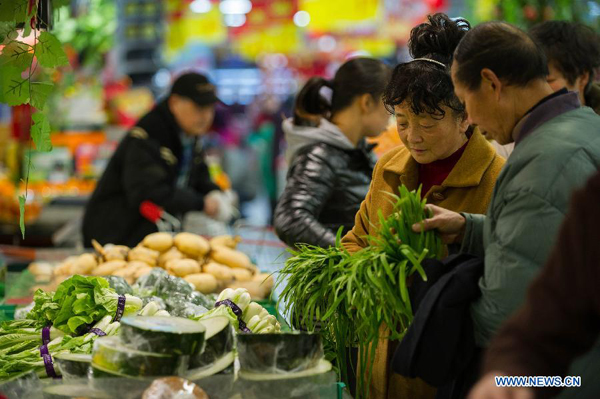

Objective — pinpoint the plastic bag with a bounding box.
[134,269,194,298]
[141,377,208,399]
[104,276,133,295]
[165,295,208,319]
[236,333,324,374]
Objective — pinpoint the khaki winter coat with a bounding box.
[342,129,505,399]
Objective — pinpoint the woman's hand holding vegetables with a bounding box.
[412,204,467,244]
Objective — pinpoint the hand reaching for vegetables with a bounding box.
[412,204,467,244]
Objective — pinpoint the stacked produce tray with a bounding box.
[0,372,342,399]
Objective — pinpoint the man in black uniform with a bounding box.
[83,73,222,247]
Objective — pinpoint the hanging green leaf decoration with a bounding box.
[18,194,26,238]
[0,65,30,106]
[35,32,69,68]
[0,40,34,71]
[0,21,17,44]
[31,112,52,152]
[30,81,53,110]
[0,0,29,23]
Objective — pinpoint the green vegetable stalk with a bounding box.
[27,275,143,335]
[276,185,442,398]
[0,315,119,381]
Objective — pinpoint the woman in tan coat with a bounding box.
[341,14,505,399]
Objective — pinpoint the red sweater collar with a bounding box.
[419,139,469,197]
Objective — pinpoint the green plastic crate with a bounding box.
[0,304,16,321]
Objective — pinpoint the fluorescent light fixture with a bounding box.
[293,11,310,27]
[190,0,212,14]
[219,0,252,15]
[224,13,247,27]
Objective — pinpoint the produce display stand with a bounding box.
[0,372,349,399]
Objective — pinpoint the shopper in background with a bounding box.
[530,20,600,114]
[490,20,600,160]
[341,14,505,399]
[468,170,600,399]
[83,73,225,247]
[273,57,392,248]
[414,20,600,370]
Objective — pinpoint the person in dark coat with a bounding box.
[529,21,600,115]
[83,73,222,247]
[468,170,600,399]
[273,58,392,248]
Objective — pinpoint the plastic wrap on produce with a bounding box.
[187,291,214,310]
[165,295,209,318]
[236,333,323,374]
[92,336,187,378]
[190,317,234,369]
[104,276,134,295]
[54,353,92,379]
[119,316,206,356]
[134,269,194,298]
[0,371,43,399]
[13,303,35,320]
[141,296,167,309]
[1,371,338,399]
[236,369,337,399]
[141,377,209,399]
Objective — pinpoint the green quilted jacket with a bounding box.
[461,104,600,347]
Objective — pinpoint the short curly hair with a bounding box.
[383,13,470,118]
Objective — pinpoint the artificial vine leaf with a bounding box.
[0,21,17,44]
[0,65,30,106]
[18,194,26,238]
[31,112,52,152]
[0,40,34,71]
[0,0,28,23]
[34,32,69,68]
[30,81,53,110]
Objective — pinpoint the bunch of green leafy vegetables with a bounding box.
[0,315,119,380]
[27,275,142,335]
[276,185,442,398]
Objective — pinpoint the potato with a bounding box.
[203,262,234,281]
[134,266,153,279]
[69,253,98,275]
[128,247,159,266]
[104,248,129,262]
[54,256,79,276]
[166,259,201,277]
[158,247,185,269]
[53,262,71,276]
[143,233,174,253]
[210,246,253,271]
[174,233,210,258]
[227,280,270,300]
[184,273,218,294]
[209,235,241,249]
[231,268,253,282]
[92,260,127,276]
[28,262,53,276]
[252,273,275,291]
[93,240,129,261]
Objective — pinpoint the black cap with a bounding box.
[170,72,219,106]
